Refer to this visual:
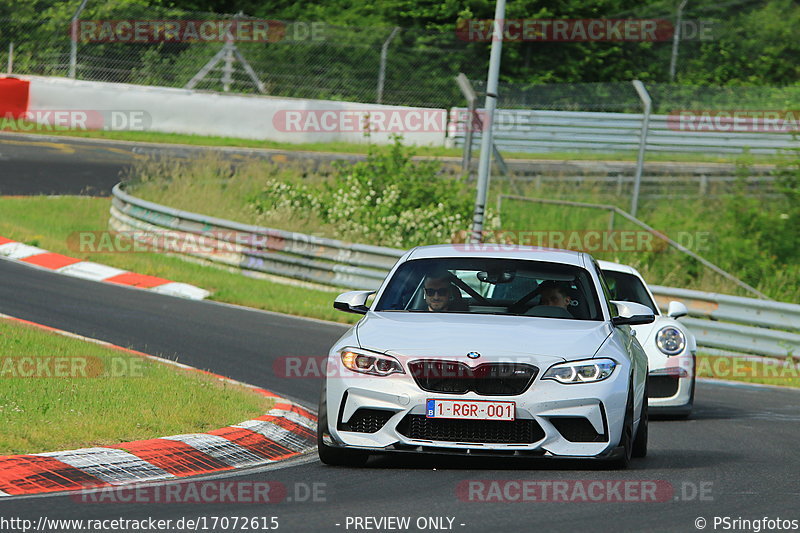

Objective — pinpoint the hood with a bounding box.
[356,312,613,363]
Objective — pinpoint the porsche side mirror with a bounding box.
[667,300,689,319]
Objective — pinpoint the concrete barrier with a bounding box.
[20,75,446,146]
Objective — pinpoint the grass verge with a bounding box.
[0,196,357,325]
[697,353,800,388]
[0,317,274,455]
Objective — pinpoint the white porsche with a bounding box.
[318,245,655,468]
[599,260,697,417]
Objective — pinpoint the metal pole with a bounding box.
[456,73,478,176]
[470,0,506,244]
[377,27,400,104]
[69,0,90,79]
[669,0,689,81]
[7,42,13,75]
[631,80,651,218]
[221,42,234,92]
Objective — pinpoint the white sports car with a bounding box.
[599,260,696,417]
[318,245,654,468]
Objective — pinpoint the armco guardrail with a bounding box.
[110,184,403,290]
[450,109,800,155]
[110,184,800,359]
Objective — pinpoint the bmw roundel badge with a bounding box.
[467,351,481,359]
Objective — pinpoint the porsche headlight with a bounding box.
[339,347,404,376]
[656,326,685,355]
[542,358,616,384]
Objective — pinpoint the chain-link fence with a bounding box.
[0,9,489,109]
[4,2,792,111]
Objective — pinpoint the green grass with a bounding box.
[697,353,800,388]
[8,126,790,165]
[0,196,357,324]
[0,318,274,455]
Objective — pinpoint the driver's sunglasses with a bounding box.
[424,287,450,297]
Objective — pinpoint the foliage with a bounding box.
[248,136,474,248]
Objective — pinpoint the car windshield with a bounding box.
[602,270,658,314]
[375,258,603,320]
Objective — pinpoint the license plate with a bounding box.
[426,399,515,421]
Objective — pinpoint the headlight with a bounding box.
[656,326,685,355]
[542,358,616,384]
[339,347,404,376]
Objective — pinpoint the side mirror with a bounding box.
[667,300,689,319]
[610,300,655,326]
[333,290,375,315]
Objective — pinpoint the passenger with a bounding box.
[538,281,572,310]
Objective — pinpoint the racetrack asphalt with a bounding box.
[1,133,798,532]
[1,256,799,533]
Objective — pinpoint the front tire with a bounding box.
[317,384,369,467]
[632,380,648,458]
[609,381,635,469]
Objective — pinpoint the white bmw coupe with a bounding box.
[318,245,654,468]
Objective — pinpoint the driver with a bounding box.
[423,272,453,312]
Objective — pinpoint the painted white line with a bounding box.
[150,281,210,300]
[0,242,48,259]
[57,261,127,281]
[267,408,316,431]
[161,434,269,468]
[234,419,310,452]
[37,448,174,485]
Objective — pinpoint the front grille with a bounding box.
[338,408,395,433]
[550,417,607,442]
[408,360,538,396]
[649,375,681,398]
[397,414,545,444]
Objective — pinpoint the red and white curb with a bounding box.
[0,236,210,300]
[0,314,317,497]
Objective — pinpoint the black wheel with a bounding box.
[316,384,369,467]
[609,381,634,469]
[632,380,648,458]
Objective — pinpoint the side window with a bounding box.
[591,260,617,318]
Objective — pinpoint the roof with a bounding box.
[406,244,587,267]
[598,259,643,277]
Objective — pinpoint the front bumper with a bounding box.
[323,363,631,458]
[648,353,695,410]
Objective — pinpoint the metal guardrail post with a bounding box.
[631,80,651,217]
[377,27,401,104]
[69,0,90,79]
[456,73,477,176]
